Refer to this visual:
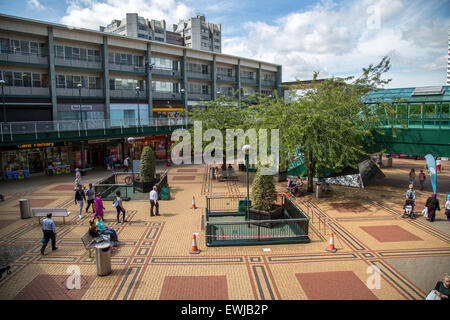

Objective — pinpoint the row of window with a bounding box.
[0,38,46,56]
[0,70,47,87]
[56,75,102,89]
[55,45,100,62]
[108,52,144,66]
[188,62,209,74]
[188,83,209,95]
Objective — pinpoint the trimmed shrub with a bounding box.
[250,166,277,211]
[139,145,155,182]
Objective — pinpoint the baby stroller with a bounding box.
[402,198,416,219]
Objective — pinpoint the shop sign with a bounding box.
[14,142,68,150]
[71,105,93,111]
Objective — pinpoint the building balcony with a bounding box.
[151,68,181,78]
[55,57,102,70]
[152,91,181,100]
[187,93,211,101]
[187,71,211,81]
[109,63,146,74]
[241,77,257,85]
[110,89,147,99]
[2,86,50,96]
[0,51,48,65]
[261,79,276,87]
[216,74,235,83]
[56,88,104,97]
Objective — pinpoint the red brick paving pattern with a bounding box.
[0,220,15,230]
[171,176,196,181]
[49,184,76,191]
[296,271,378,300]
[13,199,55,208]
[159,275,228,300]
[360,225,423,242]
[177,169,198,173]
[330,202,369,213]
[14,275,95,300]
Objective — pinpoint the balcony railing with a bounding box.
[2,86,50,96]
[216,74,235,82]
[187,93,211,101]
[261,79,276,87]
[56,88,103,97]
[240,77,257,85]
[55,57,102,70]
[0,117,192,142]
[152,68,181,77]
[0,51,48,65]
[109,63,146,73]
[152,91,181,100]
[110,89,147,98]
[187,71,211,81]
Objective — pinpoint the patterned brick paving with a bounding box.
[360,225,423,242]
[160,275,228,300]
[0,160,449,300]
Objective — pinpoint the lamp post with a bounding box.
[180,88,185,128]
[136,86,141,128]
[0,79,6,122]
[127,137,135,193]
[77,83,82,122]
[242,144,251,224]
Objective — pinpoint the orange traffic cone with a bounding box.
[325,232,337,253]
[190,233,200,254]
[191,196,197,209]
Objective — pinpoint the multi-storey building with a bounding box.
[447,28,450,85]
[0,13,281,177]
[173,15,221,53]
[101,13,220,53]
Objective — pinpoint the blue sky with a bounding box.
[1,0,449,87]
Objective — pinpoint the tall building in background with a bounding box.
[173,15,221,53]
[101,13,220,52]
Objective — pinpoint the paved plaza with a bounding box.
[0,159,449,300]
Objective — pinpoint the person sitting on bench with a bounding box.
[95,217,118,248]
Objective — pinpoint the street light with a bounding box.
[0,79,6,122]
[77,83,82,122]
[136,86,141,128]
[127,137,135,193]
[242,144,251,224]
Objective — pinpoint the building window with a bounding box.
[32,73,41,87]
[13,72,23,86]
[57,75,65,88]
[155,37,165,42]
[23,72,31,87]
[55,45,64,58]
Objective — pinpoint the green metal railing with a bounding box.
[205,194,310,246]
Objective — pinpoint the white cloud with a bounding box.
[60,0,194,30]
[27,0,45,10]
[222,0,450,87]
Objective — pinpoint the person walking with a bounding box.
[74,168,82,190]
[74,184,86,219]
[445,197,450,224]
[114,190,127,223]
[94,192,105,220]
[149,186,160,216]
[408,168,415,186]
[436,157,442,173]
[425,194,440,222]
[419,170,426,191]
[40,213,58,255]
[109,154,115,173]
[85,183,95,215]
[123,157,129,172]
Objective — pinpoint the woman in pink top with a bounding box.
[94,193,105,219]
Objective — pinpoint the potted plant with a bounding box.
[249,166,284,227]
[135,145,158,193]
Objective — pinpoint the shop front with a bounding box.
[1,142,71,179]
[153,101,185,121]
[127,135,172,163]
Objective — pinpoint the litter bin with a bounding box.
[160,187,170,200]
[95,241,111,276]
[315,183,323,199]
[19,199,31,219]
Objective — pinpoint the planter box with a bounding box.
[134,178,159,193]
[249,204,284,228]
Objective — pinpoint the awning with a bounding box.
[152,108,184,112]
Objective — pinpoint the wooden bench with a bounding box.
[32,208,71,224]
[218,169,238,181]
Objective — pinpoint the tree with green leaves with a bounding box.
[252,56,396,192]
[139,145,155,182]
[251,165,277,211]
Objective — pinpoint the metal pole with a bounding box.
[137,89,141,130]
[245,153,250,224]
[78,87,82,122]
[1,85,6,123]
[131,145,135,193]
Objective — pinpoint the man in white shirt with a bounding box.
[149,186,160,216]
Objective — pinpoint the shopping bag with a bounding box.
[425,290,441,300]
[422,207,428,218]
[41,235,45,244]
[112,199,118,207]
